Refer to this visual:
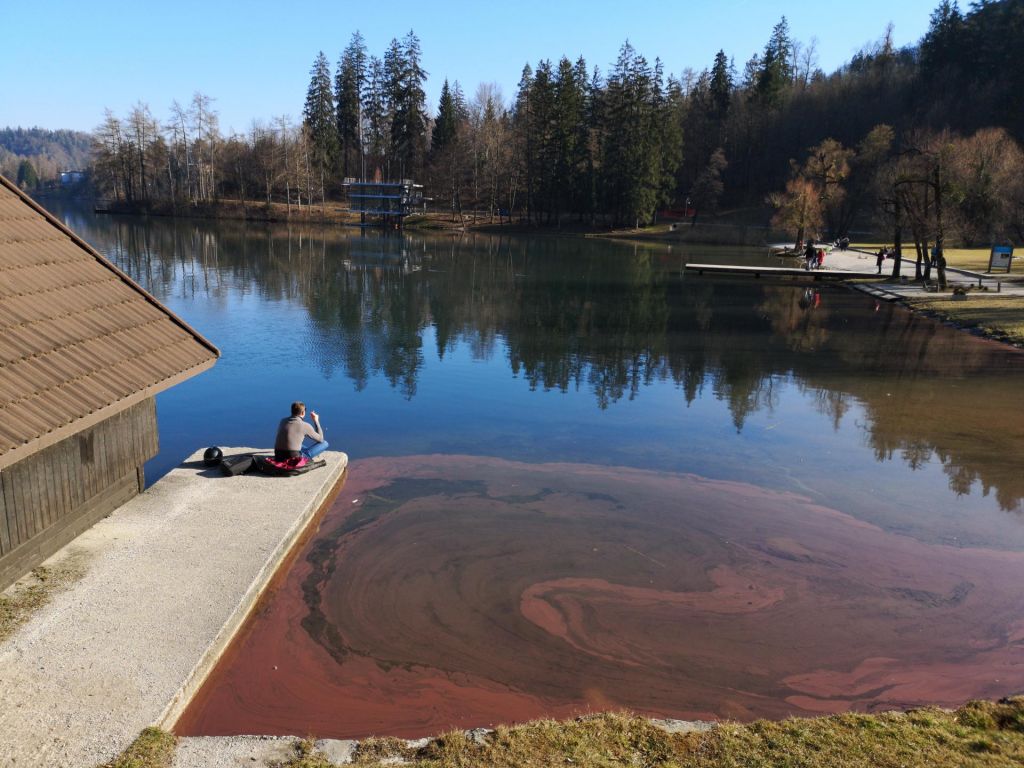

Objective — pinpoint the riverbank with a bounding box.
[97,199,362,225]
[0,448,348,768]
[104,699,1024,767]
[95,198,784,243]
[775,244,1024,348]
[89,200,1024,348]
[901,294,1024,347]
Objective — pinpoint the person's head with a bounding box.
[291,401,305,417]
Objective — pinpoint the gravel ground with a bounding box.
[0,448,347,768]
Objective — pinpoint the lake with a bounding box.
[45,203,1024,738]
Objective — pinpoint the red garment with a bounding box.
[262,455,309,471]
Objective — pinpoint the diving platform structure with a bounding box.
[343,178,424,227]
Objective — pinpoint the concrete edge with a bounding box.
[850,283,903,302]
[155,452,349,730]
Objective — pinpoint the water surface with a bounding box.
[44,203,1024,735]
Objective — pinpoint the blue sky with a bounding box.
[1,0,939,135]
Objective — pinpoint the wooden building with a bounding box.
[0,174,219,589]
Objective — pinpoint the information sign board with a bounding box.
[988,245,1014,273]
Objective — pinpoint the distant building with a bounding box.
[0,174,219,588]
[343,178,424,226]
[59,170,87,186]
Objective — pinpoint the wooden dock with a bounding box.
[684,263,880,280]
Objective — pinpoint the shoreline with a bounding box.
[94,202,1024,350]
[124,699,1024,767]
[843,277,1024,349]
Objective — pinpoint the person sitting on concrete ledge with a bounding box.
[274,401,328,461]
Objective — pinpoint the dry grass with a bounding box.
[904,294,1024,345]
[99,727,177,768]
[0,556,87,643]
[286,700,1024,768]
[852,242,1020,274]
[278,739,337,767]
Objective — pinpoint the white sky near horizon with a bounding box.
[0,0,939,135]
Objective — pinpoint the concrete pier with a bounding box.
[0,447,348,768]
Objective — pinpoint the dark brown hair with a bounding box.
[291,401,305,416]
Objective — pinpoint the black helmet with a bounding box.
[203,446,223,467]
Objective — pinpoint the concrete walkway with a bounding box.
[0,448,348,768]
[808,247,1024,298]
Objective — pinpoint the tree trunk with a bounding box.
[934,165,947,290]
[890,200,902,278]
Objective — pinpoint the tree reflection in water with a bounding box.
[66,210,1024,514]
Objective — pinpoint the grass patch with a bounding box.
[852,242,1020,275]
[99,727,176,768]
[339,700,1024,767]
[903,294,1024,345]
[354,736,416,763]
[0,556,87,643]
[278,739,336,767]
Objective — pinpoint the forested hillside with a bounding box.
[0,127,93,188]
[85,0,1024,242]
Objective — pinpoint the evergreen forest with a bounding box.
[8,0,1024,247]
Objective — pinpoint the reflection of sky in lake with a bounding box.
[44,202,1024,553]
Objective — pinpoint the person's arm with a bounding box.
[306,412,324,442]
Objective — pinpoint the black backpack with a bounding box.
[219,454,255,476]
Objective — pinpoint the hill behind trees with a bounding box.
[0,127,94,187]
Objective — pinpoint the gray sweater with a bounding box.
[274,416,324,455]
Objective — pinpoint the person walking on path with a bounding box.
[274,401,328,460]
[804,240,817,271]
[876,249,885,275]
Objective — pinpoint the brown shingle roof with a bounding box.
[0,175,219,469]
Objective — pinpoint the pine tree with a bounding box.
[432,79,458,156]
[920,0,965,79]
[363,55,389,179]
[382,38,404,178]
[653,57,683,214]
[335,32,368,180]
[452,81,469,124]
[600,41,674,226]
[552,56,586,222]
[16,159,38,190]
[740,53,761,94]
[572,56,597,220]
[757,17,794,106]
[430,78,464,216]
[303,51,338,199]
[709,49,732,121]
[530,59,557,221]
[512,64,534,220]
[387,30,429,179]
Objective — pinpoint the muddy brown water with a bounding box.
[176,455,1024,738]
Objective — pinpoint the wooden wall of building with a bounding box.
[0,398,159,589]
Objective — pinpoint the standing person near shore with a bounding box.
[274,401,328,460]
[804,240,816,270]
[876,249,885,274]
